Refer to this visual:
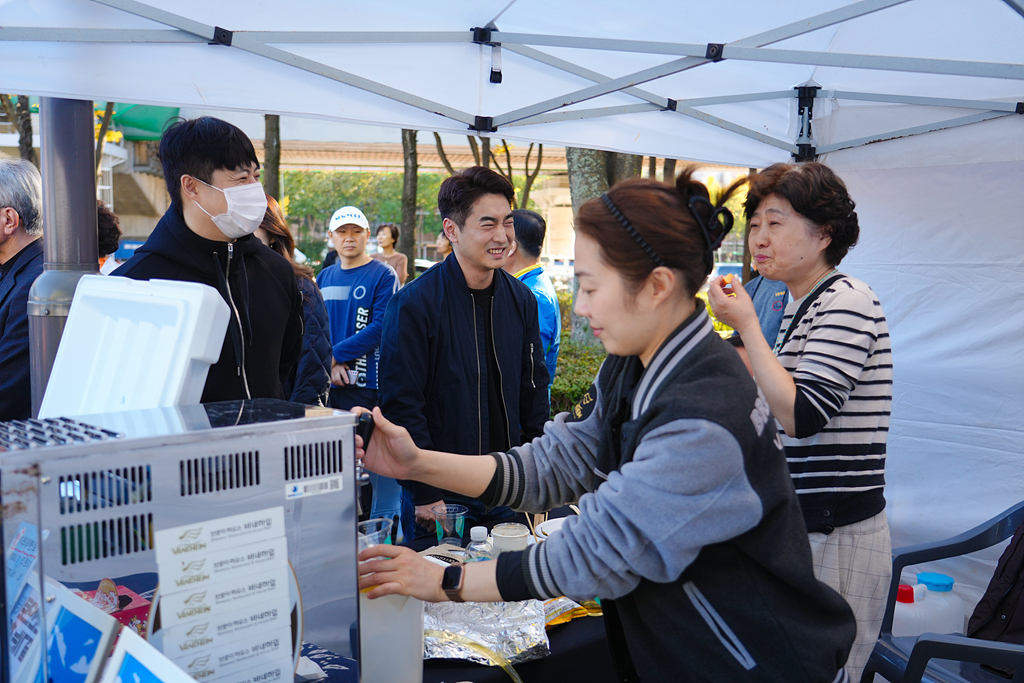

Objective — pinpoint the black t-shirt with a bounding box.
[469,280,511,453]
[0,239,39,279]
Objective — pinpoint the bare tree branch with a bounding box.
[15,96,36,167]
[466,135,480,166]
[95,101,115,177]
[663,158,677,183]
[433,132,456,175]
[263,114,281,199]
[480,137,491,170]
[490,139,518,208]
[0,95,16,127]
[520,143,543,210]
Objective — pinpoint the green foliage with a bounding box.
[556,288,573,336]
[282,169,447,239]
[550,289,606,416]
[551,336,606,416]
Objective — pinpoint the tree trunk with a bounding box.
[663,158,677,184]
[608,153,642,186]
[742,167,756,283]
[264,114,281,199]
[400,129,418,281]
[648,156,658,179]
[14,96,36,167]
[566,147,611,346]
[95,101,115,177]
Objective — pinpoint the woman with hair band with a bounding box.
[255,194,332,407]
[708,162,892,681]
[356,169,856,682]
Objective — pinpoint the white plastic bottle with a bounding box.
[464,526,494,562]
[917,572,966,635]
[893,584,930,636]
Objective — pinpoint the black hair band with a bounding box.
[600,193,667,268]
[686,196,735,269]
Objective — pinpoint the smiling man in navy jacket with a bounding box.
[379,167,549,541]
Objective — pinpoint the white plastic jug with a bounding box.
[893,584,931,637]
[916,572,966,635]
[358,520,424,683]
[360,591,424,683]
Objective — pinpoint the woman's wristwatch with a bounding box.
[441,563,465,602]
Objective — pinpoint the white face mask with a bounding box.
[193,177,268,239]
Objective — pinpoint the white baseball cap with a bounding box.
[329,206,369,232]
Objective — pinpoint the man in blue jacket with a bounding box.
[316,205,398,411]
[503,209,560,394]
[379,167,549,541]
[0,158,44,422]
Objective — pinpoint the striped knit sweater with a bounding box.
[775,275,892,533]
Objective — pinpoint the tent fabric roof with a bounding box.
[1,0,1021,167]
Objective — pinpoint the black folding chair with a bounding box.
[862,500,1024,683]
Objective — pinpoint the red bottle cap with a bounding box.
[897,584,915,604]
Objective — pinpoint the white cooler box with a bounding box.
[39,275,230,418]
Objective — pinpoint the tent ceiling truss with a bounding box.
[7,0,1021,160]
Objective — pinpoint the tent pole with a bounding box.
[28,97,98,417]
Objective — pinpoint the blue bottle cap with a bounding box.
[917,572,954,592]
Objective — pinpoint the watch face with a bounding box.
[441,564,463,591]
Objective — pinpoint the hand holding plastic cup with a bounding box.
[432,504,468,547]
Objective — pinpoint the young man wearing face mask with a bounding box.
[113,117,302,403]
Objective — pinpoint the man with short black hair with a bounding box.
[503,209,560,393]
[316,205,398,411]
[0,158,44,422]
[379,166,549,540]
[114,117,302,403]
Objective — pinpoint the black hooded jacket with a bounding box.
[113,204,302,403]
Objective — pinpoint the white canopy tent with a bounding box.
[2,0,1023,605]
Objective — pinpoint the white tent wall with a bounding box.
[823,114,1024,610]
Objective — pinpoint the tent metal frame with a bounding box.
[3,0,1021,159]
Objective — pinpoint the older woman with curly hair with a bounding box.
[709,162,892,680]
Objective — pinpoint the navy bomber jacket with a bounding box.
[485,308,855,683]
[378,254,549,506]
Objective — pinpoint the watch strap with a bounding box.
[442,563,465,602]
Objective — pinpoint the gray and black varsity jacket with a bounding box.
[484,308,856,683]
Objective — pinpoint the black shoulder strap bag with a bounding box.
[777,274,845,352]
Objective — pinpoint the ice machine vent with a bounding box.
[61,512,154,565]
[180,451,260,496]
[284,441,343,482]
[59,466,151,514]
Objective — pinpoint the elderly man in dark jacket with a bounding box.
[0,158,44,422]
[114,117,301,402]
[379,166,549,541]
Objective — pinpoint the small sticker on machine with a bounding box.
[285,475,342,500]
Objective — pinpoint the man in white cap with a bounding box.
[315,206,399,411]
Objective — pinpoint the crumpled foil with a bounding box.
[423,599,550,665]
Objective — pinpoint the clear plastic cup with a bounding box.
[358,518,394,553]
[431,504,468,547]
